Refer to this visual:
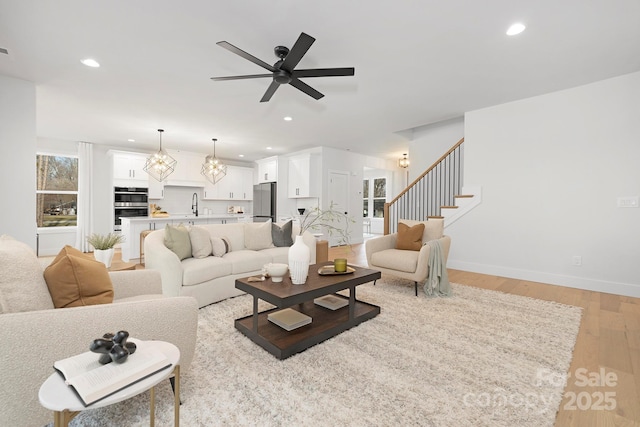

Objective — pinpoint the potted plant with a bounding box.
[87,233,125,268]
[289,205,354,283]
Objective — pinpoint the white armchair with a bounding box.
[0,236,199,427]
[365,219,451,295]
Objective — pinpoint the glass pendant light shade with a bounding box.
[144,129,177,182]
[201,138,227,184]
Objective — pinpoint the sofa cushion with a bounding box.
[399,218,444,244]
[244,221,274,250]
[371,248,419,273]
[223,250,271,275]
[165,224,192,260]
[0,235,54,313]
[259,247,290,264]
[189,226,212,259]
[395,222,425,251]
[182,256,233,286]
[43,245,114,308]
[271,220,293,247]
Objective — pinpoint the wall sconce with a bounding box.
[398,153,410,168]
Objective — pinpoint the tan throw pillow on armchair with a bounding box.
[43,245,114,308]
[395,222,425,251]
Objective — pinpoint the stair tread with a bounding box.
[441,205,458,209]
[454,194,474,198]
[428,216,444,219]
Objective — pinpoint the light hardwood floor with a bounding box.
[329,242,640,427]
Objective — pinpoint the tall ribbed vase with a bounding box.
[288,235,310,285]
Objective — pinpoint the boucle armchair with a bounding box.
[365,219,451,295]
[0,236,199,427]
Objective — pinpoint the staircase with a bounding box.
[384,138,481,234]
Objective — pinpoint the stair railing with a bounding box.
[384,138,464,234]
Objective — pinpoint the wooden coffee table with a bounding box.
[235,262,381,360]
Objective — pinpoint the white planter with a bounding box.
[94,248,114,268]
[288,235,310,285]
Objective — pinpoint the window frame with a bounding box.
[36,152,79,230]
[363,176,386,219]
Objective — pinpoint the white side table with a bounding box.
[39,339,180,427]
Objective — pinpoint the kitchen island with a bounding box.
[120,214,252,262]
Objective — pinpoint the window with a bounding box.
[363,177,386,218]
[36,154,78,227]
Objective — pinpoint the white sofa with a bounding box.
[0,235,199,427]
[144,222,317,308]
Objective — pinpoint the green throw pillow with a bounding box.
[272,221,293,247]
[164,224,192,260]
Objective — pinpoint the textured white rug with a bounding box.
[60,277,582,427]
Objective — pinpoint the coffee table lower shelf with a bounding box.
[235,297,380,360]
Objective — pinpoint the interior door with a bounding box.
[328,171,349,247]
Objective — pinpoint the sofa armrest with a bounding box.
[144,229,184,297]
[365,233,397,266]
[301,230,318,264]
[0,295,198,427]
[109,269,162,300]
[414,235,452,279]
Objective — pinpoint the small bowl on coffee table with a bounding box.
[266,263,288,283]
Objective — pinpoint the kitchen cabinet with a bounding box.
[256,156,278,183]
[164,150,206,187]
[203,166,253,200]
[121,218,172,261]
[288,154,318,198]
[148,177,164,199]
[112,152,148,187]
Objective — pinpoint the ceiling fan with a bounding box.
[211,32,355,102]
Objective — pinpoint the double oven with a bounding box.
[114,187,149,231]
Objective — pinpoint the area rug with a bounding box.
[59,277,582,427]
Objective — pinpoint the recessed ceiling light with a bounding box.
[80,58,100,68]
[284,116,293,121]
[238,154,245,158]
[127,139,135,142]
[506,23,526,36]
[266,147,272,150]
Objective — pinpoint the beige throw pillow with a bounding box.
[189,226,212,258]
[243,221,274,250]
[164,224,192,260]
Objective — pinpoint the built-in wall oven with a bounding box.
[114,187,149,231]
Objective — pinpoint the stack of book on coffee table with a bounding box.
[267,308,312,331]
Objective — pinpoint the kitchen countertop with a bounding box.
[121,213,251,221]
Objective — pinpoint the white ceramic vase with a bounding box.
[94,248,114,268]
[288,235,310,285]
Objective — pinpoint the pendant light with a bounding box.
[144,129,177,182]
[398,153,410,168]
[201,138,227,184]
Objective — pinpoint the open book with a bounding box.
[54,347,172,406]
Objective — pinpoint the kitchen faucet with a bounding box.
[191,192,198,217]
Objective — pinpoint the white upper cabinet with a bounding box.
[203,166,254,200]
[164,150,207,187]
[288,154,318,198]
[256,156,278,183]
[112,152,149,187]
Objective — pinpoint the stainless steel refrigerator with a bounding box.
[253,182,277,222]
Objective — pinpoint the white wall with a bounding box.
[408,117,464,182]
[0,75,37,248]
[448,71,640,297]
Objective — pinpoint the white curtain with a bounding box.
[75,142,94,252]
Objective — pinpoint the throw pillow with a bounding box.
[211,236,230,257]
[398,218,444,244]
[395,222,425,251]
[189,226,212,259]
[43,245,114,308]
[164,224,192,260]
[271,220,293,247]
[243,221,274,250]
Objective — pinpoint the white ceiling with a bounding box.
[1,1,639,162]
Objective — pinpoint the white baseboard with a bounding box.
[447,259,640,298]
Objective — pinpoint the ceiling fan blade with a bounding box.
[289,77,324,100]
[292,67,355,78]
[280,32,315,72]
[211,74,273,81]
[216,41,276,72]
[260,80,280,103]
